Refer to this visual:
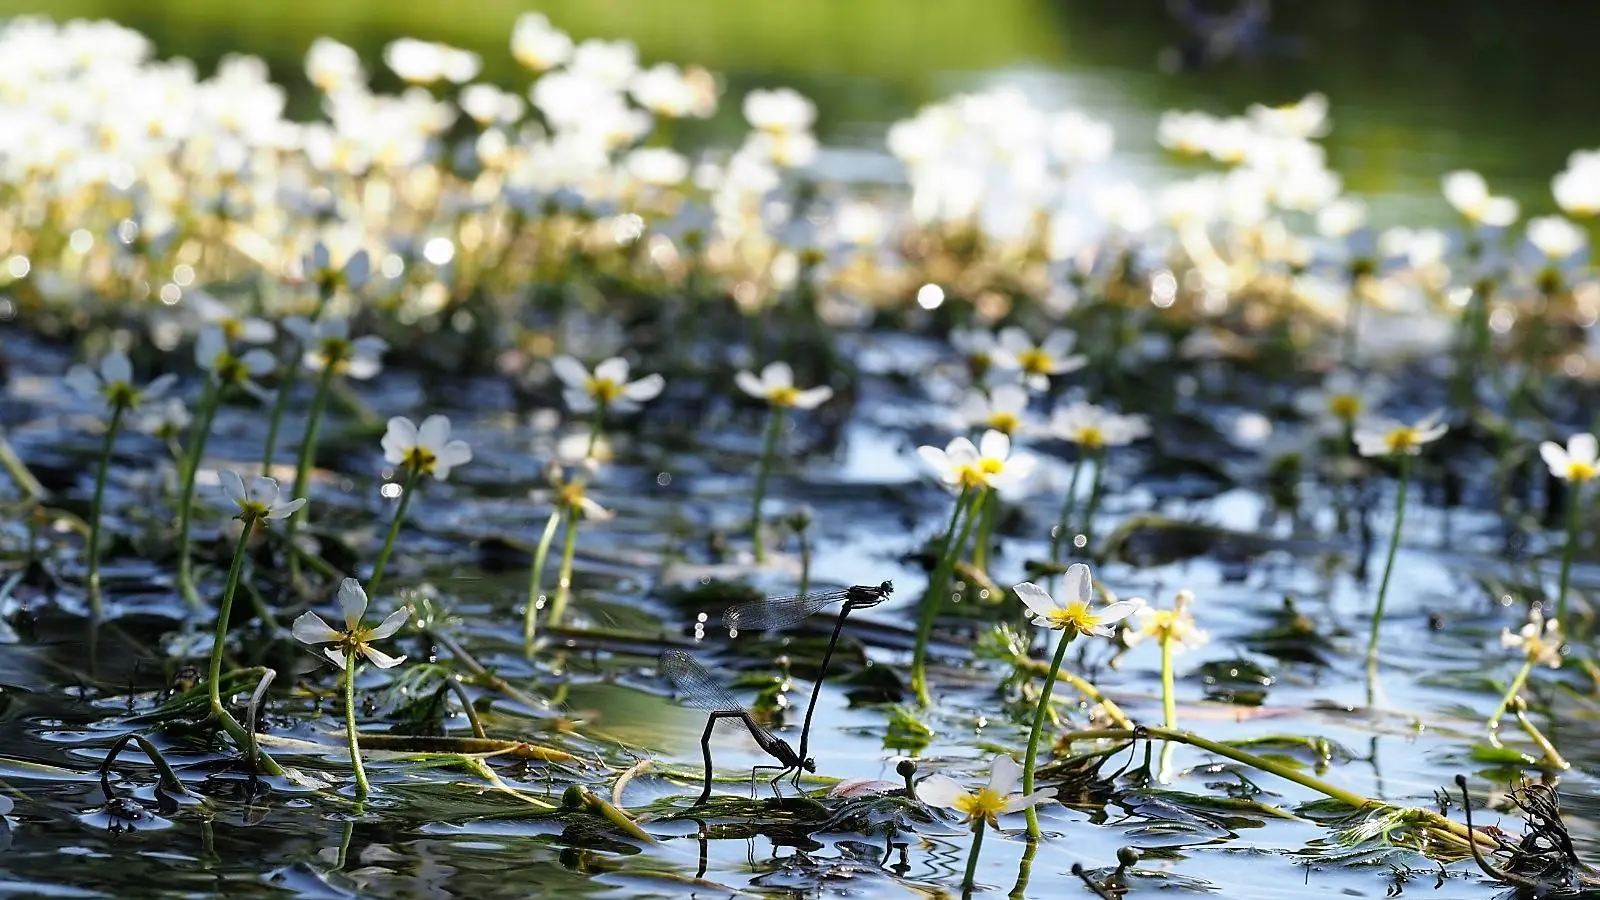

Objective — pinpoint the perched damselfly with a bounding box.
[659,649,815,804]
[722,580,893,763]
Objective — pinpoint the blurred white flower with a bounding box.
[1553,150,1600,218]
[1442,170,1518,227]
[1295,370,1388,433]
[219,469,305,521]
[195,324,275,399]
[1501,606,1562,669]
[65,350,176,413]
[137,397,191,440]
[1124,589,1209,652]
[511,13,574,71]
[282,316,387,379]
[1015,570,1138,638]
[383,38,480,85]
[382,414,473,480]
[956,384,1029,436]
[743,87,816,134]
[551,355,665,414]
[1540,433,1599,484]
[993,327,1085,390]
[917,429,1035,493]
[306,37,363,93]
[1050,402,1149,449]
[735,362,832,409]
[1353,412,1448,457]
[1526,215,1586,261]
[569,38,638,90]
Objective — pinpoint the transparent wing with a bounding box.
[659,649,780,745]
[722,588,851,632]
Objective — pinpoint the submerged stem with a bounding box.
[367,464,421,597]
[546,509,580,627]
[750,406,786,563]
[1022,631,1073,839]
[345,646,370,798]
[522,509,562,656]
[86,403,126,615]
[1367,455,1411,675]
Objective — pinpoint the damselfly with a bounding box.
[722,580,893,763]
[659,649,815,804]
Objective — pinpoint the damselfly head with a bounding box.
[803,756,817,773]
[878,580,893,596]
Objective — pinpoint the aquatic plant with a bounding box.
[65,350,175,611]
[1488,606,1564,735]
[551,355,664,459]
[371,415,473,595]
[293,578,410,797]
[524,463,612,646]
[1353,411,1448,678]
[1123,588,1207,731]
[1538,432,1596,629]
[735,361,833,563]
[916,754,1053,890]
[1049,403,1148,557]
[1013,573,1137,838]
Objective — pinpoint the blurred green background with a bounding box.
[9,0,1598,222]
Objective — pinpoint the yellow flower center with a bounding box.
[1074,426,1105,450]
[212,351,248,385]
[237,499,271,520]
[587,377,625,404]
[220,318,243,341]
[557,481,587,510]
[768,385,800,407]
[953,787,1008,825]
[1384,427,1420,454]
[987,412,1020,435]
[104,381,141,409]
[319,337,352,367]
[1046,600,1099,635]
[1016,348,1052,376]
[403,446,437,475]
[1327,393,1361,421]
[1568,461,1598,483]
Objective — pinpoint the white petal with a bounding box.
[762,361,794,389]
[594,357,630,384]
[291,611,340,645]
[944,438,979,466]
[918,446,952,478]
[1095,600,1142,626]
[322,646,348,669]
[360,645,407,669]
[1571,433,1599,466]
[1001,790,1056,814]
[1041,330,1076,358]
[436,439,473,471]
[550,355,590,388]
[987,754,1022,796]
[281,316,313,342]
[268,497,307,519]
[100,351,133,385]
[246,475,279,507]
[64,366,101,401]
[311,242,332,272]
[240,349,278,376]
[337,578,369,629]
[344,250,371,289]
[563,387,597,413]
[382,416,417,464]
[1013,582,1059,621]
[992,384,1029,414]
[195,325,225,369]
[417,414,452,451]
[623,372,665,402]
[219,469,248,505]
[735,371,766,399]
[792,385,833,410]
[1064,563,1093,606]
[978,429,1011,460]
[996,326,1031,353]
[1542,442,1570,475]
[366,606,410,640]
[914,774,968,810]
[143,374,178,400]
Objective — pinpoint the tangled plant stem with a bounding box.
[86,402,125,616]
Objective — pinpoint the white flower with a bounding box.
[1553,152,1600,218]
[1050,402,1149,449]
[546,464,614,521]
[1442,170,1518,227]
[551,356,665,414]
[569,39,638,90]
[1294,370,1388,433]
[219,470,305,522]
[137,397,191,439]
[1124,589,1208,652]
[291,578,409,670]
[282,316,387,379]
[1501,606,1563,669]
[383,38,480,85]
[915,754,1054,829]
[195,325,275,399]
[192,291,275,344]
[956,384,1029,436]
[1526,215,1586,261]
[743,87,815,134]
[1352,411,1448,458]
[1014,571,1139,638]
[382,415,473,480]
[65,350,176,412]
[302,242,371,292]
[306,37,364,93]
[993,327,1085,390]
[1540,433,1599,484]
[950,327,1001,375]
[458,83,524,126]
[511,13,573,72]
[735,362,832,410]
[917,429,1035,493]
[624,147,689,187]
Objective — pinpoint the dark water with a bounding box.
[5,4,1600,898]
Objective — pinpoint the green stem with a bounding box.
[585,403,606,460]
[751,406,786,563]
[0,427,47,499]
[176,383,221,611]
[961,821,986,892]
[1161,632,1177,729]
[912,487,981,706]
[1008,836,1038,900]
[1335,420,1353,535]
[546,509,580,627]
[283,364,338,580]
[208,515,256,717]
[1081,447,1106,550]
[1556,483,1582,631]
[971,490,1000,572]
[86,403,126,615]
[798,529,811,599]
[1367,455,1411,674]
[1022,630,1074,839]
[1050,454,1085,563]
[367,465,421,597]
[522,509,562,655]
[1486,658,1534,733]
[345,646,370,798]
[258,343,305,474]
